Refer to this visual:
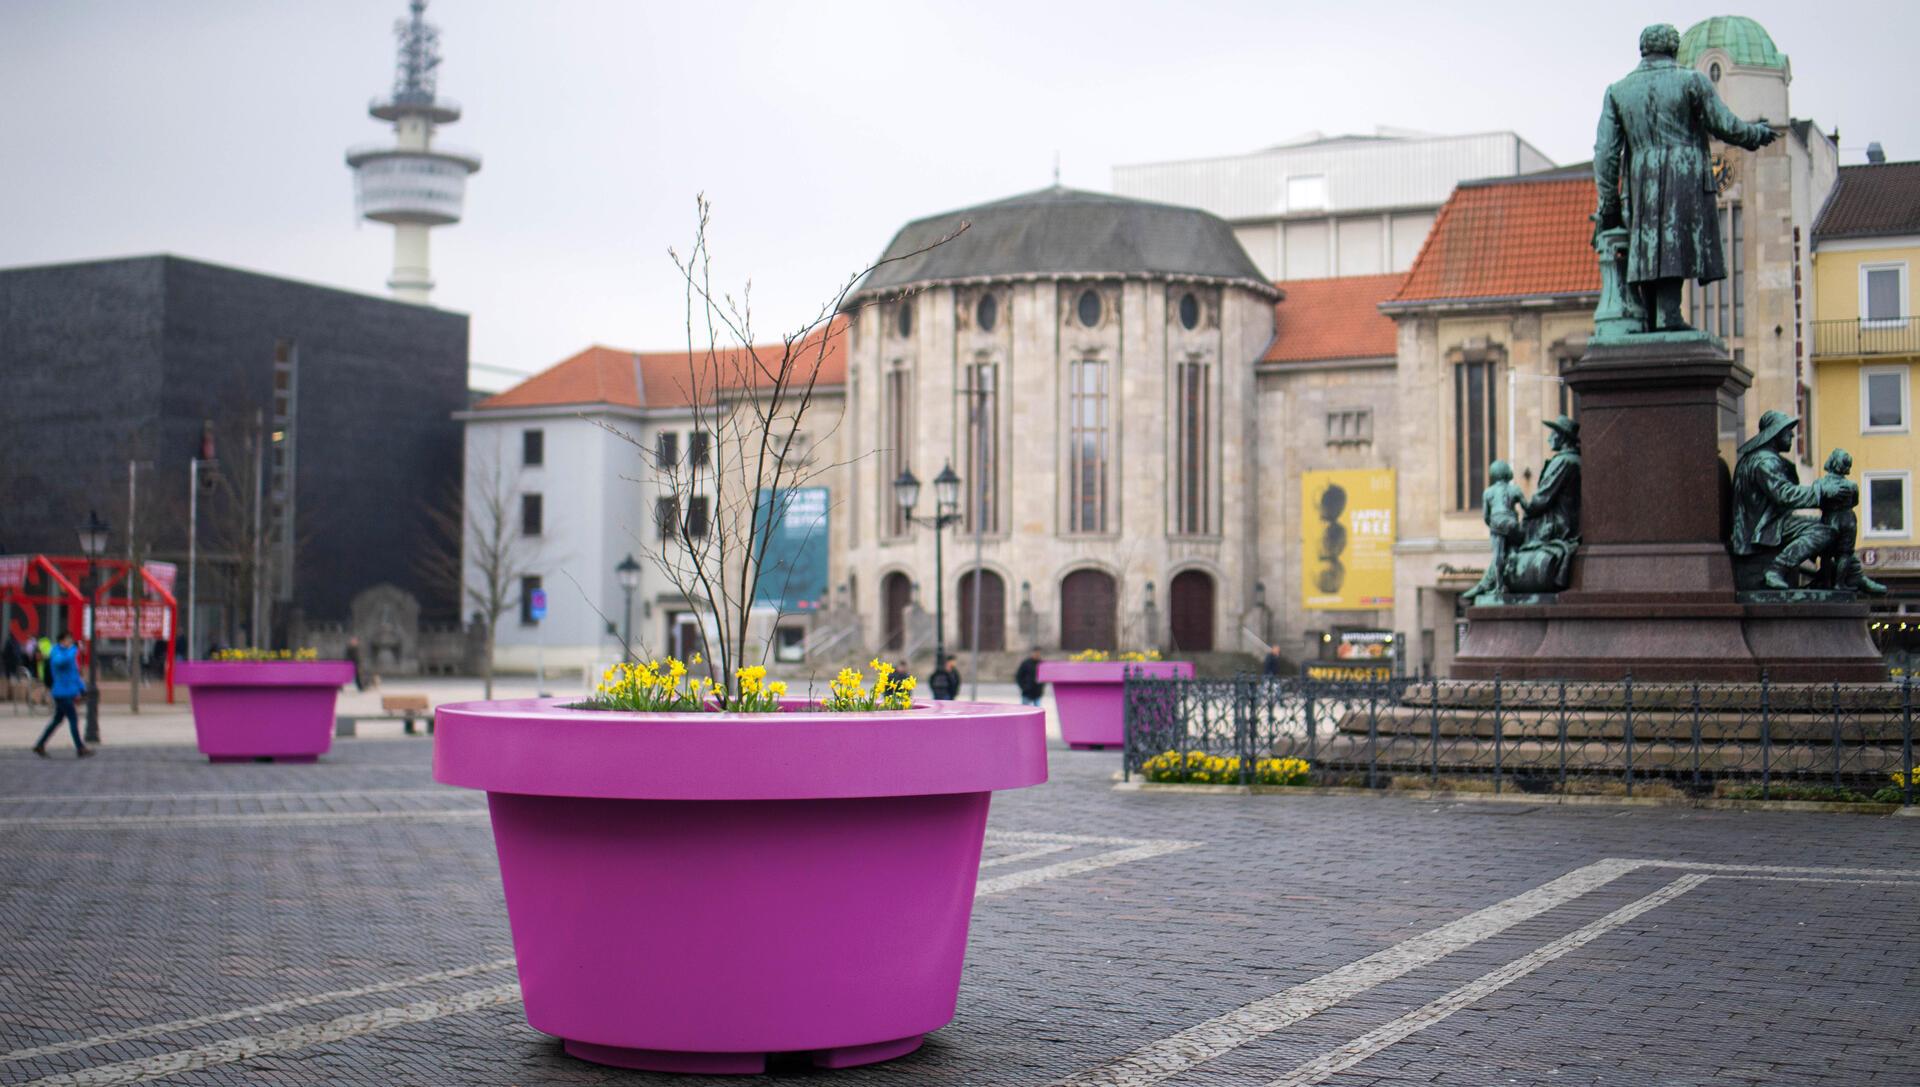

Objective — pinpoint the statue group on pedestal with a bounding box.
[1462,416,1581,604]
[1729,411,1888,594]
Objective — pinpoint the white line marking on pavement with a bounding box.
[977,843,1075,869]
[0,788,457,805]
[0,809,486,830]
[16,983,524,1087]
[977,840,1199,896]
[1706,874,1920,885]
[1264,874,1708,1087]
[0,959,517,1064]
[1631,860,1920,877]
[1044,857,1649,1087]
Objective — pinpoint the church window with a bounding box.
[964,361,999,534]
[1179,292,1200,330]
[1077,289,1102,328]
[975,293,998,332]
[1175,360,1213,534]
[1453,356,1500,511]
[883,362,913,537]
[895,300,913,338]
[1068,358,1110,533]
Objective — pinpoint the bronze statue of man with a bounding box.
[1593,23,1776,332]
[1730,410,1839,590]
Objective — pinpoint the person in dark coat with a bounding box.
[1014,649,1045,706]
[1262,645,1286,678]
[33,632,93,757]
[928,655,961,701]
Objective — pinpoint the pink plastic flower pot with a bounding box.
[1035,660,1194,749]
[176,660,355,762]
[433,697,1047,1074]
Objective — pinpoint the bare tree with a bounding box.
[422,450,536,699]
[612,196,961,704]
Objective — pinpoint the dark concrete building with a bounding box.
[0,255,468,646]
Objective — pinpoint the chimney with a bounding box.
[1867,142,1886,165]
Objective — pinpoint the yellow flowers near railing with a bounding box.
[1141,750,1311,786]
[820,659,916,712]
[212,648,319,662]
[1066,649,1162,663]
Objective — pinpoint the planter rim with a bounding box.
[1035,660,1194,682]
[176,659,356,687]
[434,697,1047,801]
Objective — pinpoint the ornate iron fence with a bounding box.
[1122,673,1918,805]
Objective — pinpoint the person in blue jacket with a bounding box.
[34,631,94,757]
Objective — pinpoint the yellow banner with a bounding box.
[1302,469,1395,610]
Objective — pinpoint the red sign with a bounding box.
[143,561,178,595]
[88,605,172,640]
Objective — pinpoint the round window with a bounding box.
[976,293,998,332]
[1076,289,1102,328]
[1709,61,1721,82]
[896,302,913,338]
[1179,292,1200,330]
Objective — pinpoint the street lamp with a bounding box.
[894,463,964,687]
[76,509,111,743]
[615,553,641,662]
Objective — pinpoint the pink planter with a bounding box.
[433,697,1047,1074]
[176,660,355,762]
[1035,660,1195,749]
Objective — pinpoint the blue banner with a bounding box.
[752,487,830,611]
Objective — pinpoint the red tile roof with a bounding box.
[1263,273,1405,363]
[1813,161,1920,239]
[1390,170,1600,306]
[478,318,849,411]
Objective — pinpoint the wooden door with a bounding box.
[957,570,1005,651]
[1059,569,1117,652]
[883,572,912,651]
[1169,570,1215,653]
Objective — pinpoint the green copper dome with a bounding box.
[1678,16,1787,70]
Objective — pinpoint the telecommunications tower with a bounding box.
[346,0,481,305]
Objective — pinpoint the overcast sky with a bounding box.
[4,1,1915,391]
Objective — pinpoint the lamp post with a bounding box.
[76,509,111,744]
[615,553,641,662]
[188,421,216,661]
[894,464,963,681]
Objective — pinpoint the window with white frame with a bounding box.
[1864,471,1910,537]
[1861,262,1908,325]
[1862,365,1910,432]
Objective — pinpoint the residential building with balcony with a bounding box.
[1811,157,1920,672]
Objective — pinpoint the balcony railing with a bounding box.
[1811,317,1920,358]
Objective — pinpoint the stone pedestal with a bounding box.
[1454,338,1885,683]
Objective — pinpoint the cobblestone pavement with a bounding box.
[2,739,1916,1086]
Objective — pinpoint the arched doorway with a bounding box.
[1169,570,1215,653]
[882,572,912,651]
[957,570,1006,652]
[1059,569,1117,652]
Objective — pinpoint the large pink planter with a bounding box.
[433,697,1047,1074]
[176,660,355,763]
[1035,660,1194,749]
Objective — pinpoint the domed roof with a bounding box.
[849,186,1275,301]
[1678,15,1786,70]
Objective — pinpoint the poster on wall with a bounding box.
[751,487,830,612]
[1301,469,1395,611]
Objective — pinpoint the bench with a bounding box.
[334,694,434,737]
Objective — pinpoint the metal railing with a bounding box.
[1123,673,1917,805]
[1810,317,1920,358]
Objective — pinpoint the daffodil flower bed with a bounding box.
[1066,649,1162,663]
[211,647,320,662]
[583,655,917,712]
[1141,750,1312,786]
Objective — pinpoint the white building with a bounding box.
[1112,128,1553,281]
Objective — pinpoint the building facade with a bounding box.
[837,187,1278,661]
[0,255,469,650]
[1113,129,1553,282]
[1811,158,1920,673]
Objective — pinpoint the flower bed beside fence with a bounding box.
[1122,673,1918,806]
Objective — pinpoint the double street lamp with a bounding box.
[76,509,111,743]
[614,553,641,663]
[893,463,962,677]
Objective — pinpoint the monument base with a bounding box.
[1455,337,1887,684]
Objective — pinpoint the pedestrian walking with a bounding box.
[929,654,961,701]
[1014,648,1045,706]
[346,636,366,692]
[34,631,94,758]
[1262,645,1286,678]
